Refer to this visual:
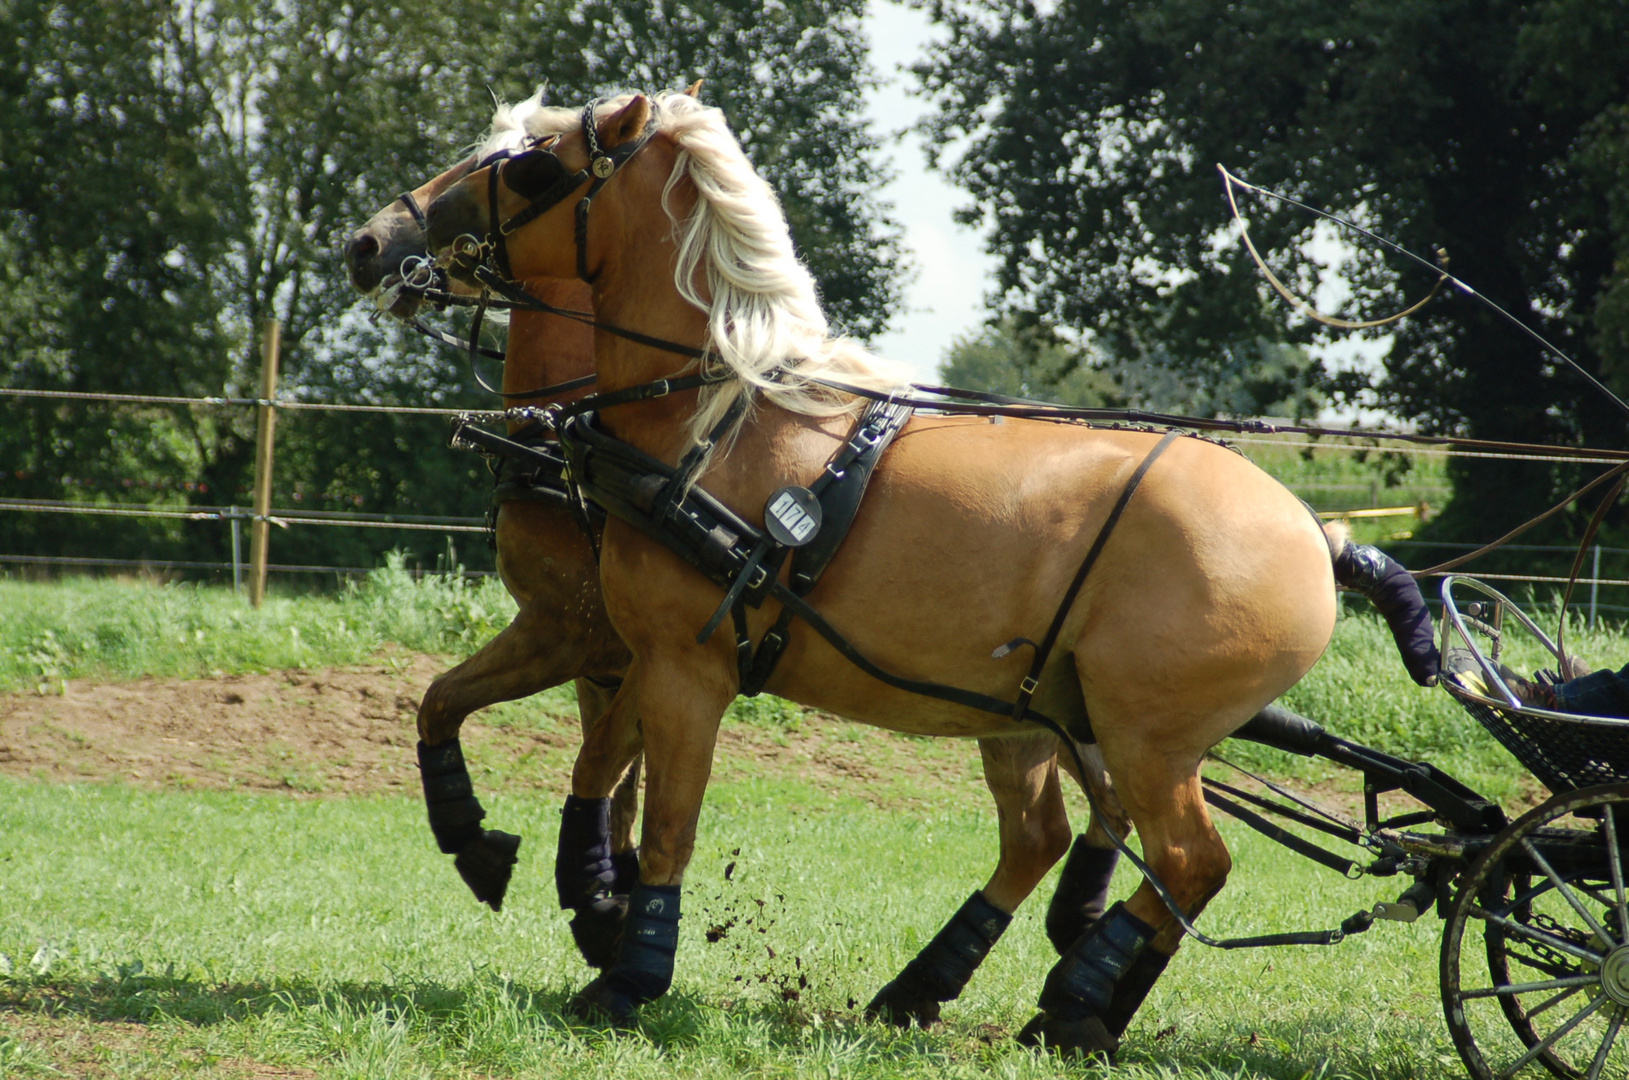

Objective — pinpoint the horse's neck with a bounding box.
[586,268,720,457]
[503,278,596,426]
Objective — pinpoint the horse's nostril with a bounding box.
[344,229,380,268]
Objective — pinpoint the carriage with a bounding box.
[1209,574,1629,1080]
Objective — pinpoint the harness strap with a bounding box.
[473,265,714,362]
[1005,431,1180,733]
[764,583,1063,723]
[404,315,508,361]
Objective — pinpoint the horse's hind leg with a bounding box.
[1022,755,1225,1058]
[867,732,1073,1026]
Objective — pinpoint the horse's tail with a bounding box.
[1329,531,1441,687]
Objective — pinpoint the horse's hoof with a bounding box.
[568,975,638,1027]
[1016,1010,1118,1061]
[568,895,629,969]
[865,975,943,1027]
[454,829,521,911]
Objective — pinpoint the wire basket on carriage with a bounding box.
[1438,574,1629,793]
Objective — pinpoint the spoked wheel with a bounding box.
[1443,783,1629,1080]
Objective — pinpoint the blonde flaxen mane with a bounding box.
[478,90,910,450]
[639,91,910,447]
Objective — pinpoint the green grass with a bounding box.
[4,575,1624,1076]
[0,776,1461,1079]
[0,554,513,693]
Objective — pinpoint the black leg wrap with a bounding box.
[1019,902,1156,1060]
[453,828,521,912]
[568,894,629,970]
[418,740,487,854]
[571,884,681,1021]
[1103,946,1171,1038]
[1046,837,1119,955]
[1334,542,1440,686]
[867,891,1011,1027]
[555,796,615,910]
[610,848,641,896]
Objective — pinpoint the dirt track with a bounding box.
[0,653,987,806]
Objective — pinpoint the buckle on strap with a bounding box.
[1019,675,1040,696]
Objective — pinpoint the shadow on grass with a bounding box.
[1,969,544,1029]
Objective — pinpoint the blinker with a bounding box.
[501,149,572,199]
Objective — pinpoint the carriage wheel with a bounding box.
[1443,783,1629,1080]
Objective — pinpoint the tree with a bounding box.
[917,0,1629,541]
[0,0,906,576]
[938,317,1116,405]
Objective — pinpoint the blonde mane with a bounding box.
[478,91,910,450]
[474,91,581,158]
[605,91,910,448]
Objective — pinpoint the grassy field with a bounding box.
[1,770,1459,1080]
[1,572,1622,1077]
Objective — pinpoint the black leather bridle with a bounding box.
[462,99,655,283]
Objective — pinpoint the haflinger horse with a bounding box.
[416,89,1359,1056]
[342,129,644,952]
[345,93,1135,1024]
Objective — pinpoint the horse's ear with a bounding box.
[683,79,703,98]
[598,95,651,150]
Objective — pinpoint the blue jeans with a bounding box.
[1554,664,1629,719]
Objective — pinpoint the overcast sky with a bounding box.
[861,0,997,383]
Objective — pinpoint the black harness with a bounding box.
[557,396,915,696]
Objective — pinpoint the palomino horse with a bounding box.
[345,97,1131,1027]
[419,91,1343,1055]
[344,156,644,945]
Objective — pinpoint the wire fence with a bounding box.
[5,380,1627,617]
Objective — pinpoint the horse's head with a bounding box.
[343,156,481,317]
[424,95,660,286]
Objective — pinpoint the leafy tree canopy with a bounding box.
[918,0,1629,538]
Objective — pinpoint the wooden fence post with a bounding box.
[249,319,281,608]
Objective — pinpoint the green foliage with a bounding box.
[918,0,1629,540]
[938,316,1116,405]
[941,315,1325,416]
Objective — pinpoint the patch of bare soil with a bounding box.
[0,1011,317,1079]
[0,655,988,806]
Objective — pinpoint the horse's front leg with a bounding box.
[570,650,733,1023]
[868,731,1072,1026]
[556,673,647,969]
[572,676,643,896]
[416,608,590,912]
